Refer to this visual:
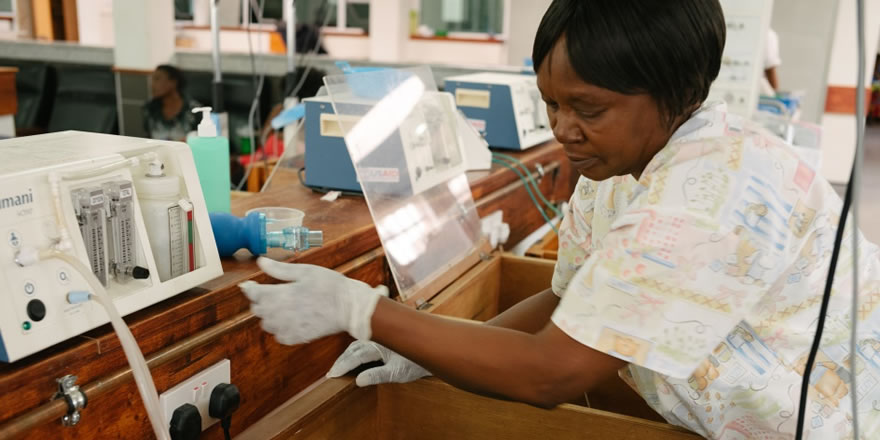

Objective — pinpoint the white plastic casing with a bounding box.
[0,131,223,362]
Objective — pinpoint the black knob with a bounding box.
[132,266,150,280]
[209,383,241,420]
[169,403,202,440]
[26,299,46,322]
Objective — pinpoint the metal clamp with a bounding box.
[55,375,87,427]
[535,163,546,180]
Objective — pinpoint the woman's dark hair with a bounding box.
[156,64,186,94]
[533,0,726,124]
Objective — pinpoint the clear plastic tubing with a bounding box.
[41,250,169,440]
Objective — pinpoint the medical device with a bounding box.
[209,211,323,257]
[443,72,553,151]
[322,67,484,304]
[303,89,476,194]
[0,131,223,363]
[303,95,362,192]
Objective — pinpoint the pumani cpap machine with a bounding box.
[0,131,222,363]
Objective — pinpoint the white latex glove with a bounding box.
[327,340,431,387]
[239,257,389,345]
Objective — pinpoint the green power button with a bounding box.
[22,321,31,331]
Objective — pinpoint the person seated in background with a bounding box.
[144,65,201,141]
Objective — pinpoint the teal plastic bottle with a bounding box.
[188,107,231,213]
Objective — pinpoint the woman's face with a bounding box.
[536,38,679,181]
[151,69,177,99]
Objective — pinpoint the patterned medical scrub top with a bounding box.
[551,102,880,439]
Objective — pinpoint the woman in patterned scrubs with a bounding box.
[242,1,880,438]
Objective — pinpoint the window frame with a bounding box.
[0,0,16,19]
[414,0,511,41]
[260,0,370,34]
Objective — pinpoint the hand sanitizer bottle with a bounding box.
[188,107,231,213]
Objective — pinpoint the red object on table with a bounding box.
[238,134,285,166]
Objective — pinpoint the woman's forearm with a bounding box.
[369,297,620,408]
[485,288,560,333]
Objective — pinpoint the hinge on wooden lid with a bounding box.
[415,299,433,310]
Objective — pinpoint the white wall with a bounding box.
[505,0,551,66]
[174,28,373,61]
[405,39,506,65]
[77,0,114,47]
[770,0,839,124]
[176,27,274,54]
[192,0,240,27]
[368,0,408,62]
[72,0,523,66]
[322,34,370,60]
[819,0,880,184]
[112,0,175,70]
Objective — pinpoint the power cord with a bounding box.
[492,152,562,218]
[794,167,852,439]
[210,383,240,440]
[238,0,332,192]
[795,1,867,437]
[261,119,304,192]
[236,0,268,192]
[848,0,868,436]
[221,417,232,440]
[491,158,559,235]
[288,0,333,99]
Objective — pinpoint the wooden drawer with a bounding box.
[238,254,696,439]
[238,377,699,440]
[421,253,555,320]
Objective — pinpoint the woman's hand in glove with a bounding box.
[327,340,431,387]
[239,257,389,345]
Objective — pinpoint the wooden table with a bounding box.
[0,142,577,439]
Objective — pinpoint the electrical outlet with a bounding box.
[160,359,231,432]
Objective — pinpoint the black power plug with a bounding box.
[169,403,201,440]
[209,383,240,419]
[209,383,240,440]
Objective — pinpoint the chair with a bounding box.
[0,61,54,134]
[47,66,118,134]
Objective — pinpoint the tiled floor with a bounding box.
[855,124,880,243]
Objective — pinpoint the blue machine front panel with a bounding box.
[304,100,362,193]
[444,80,522,150]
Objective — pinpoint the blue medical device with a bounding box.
[444,73,553,151]
[303,95,361,193]
[302,63,398,193]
